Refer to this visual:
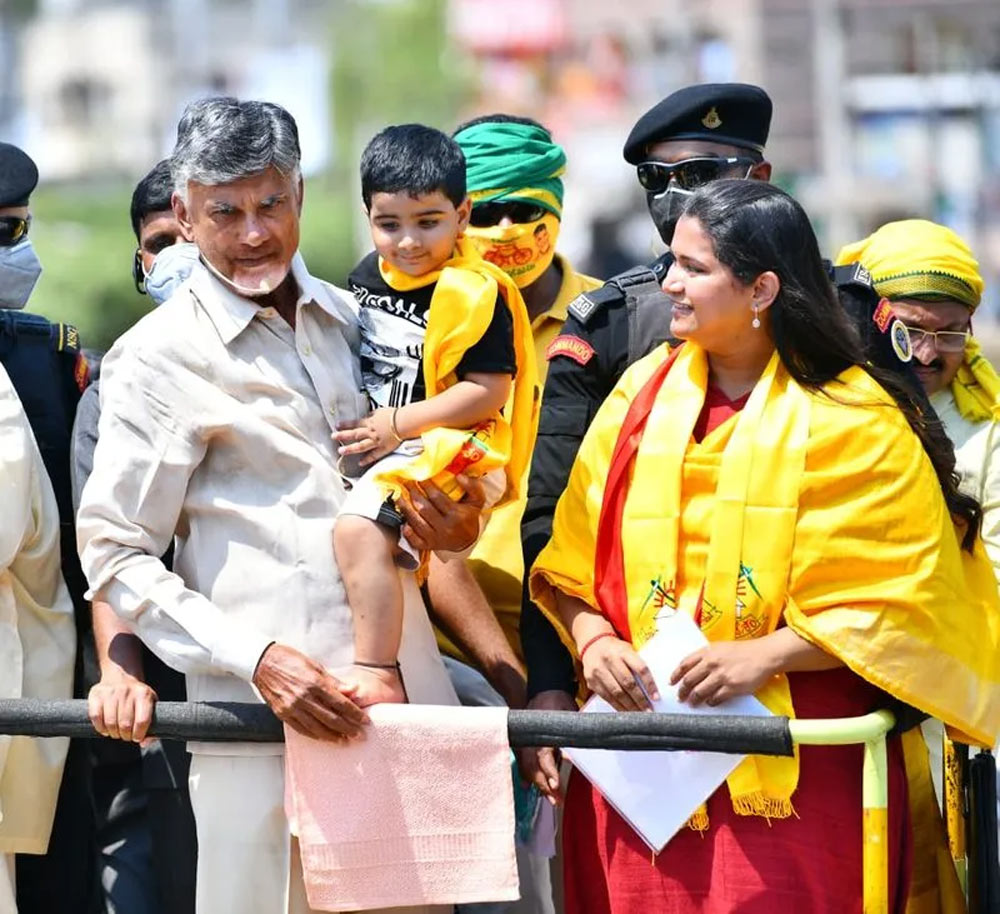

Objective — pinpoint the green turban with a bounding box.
[454,121,566,217]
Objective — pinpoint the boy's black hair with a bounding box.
[130,159,174,241]
[453,112,550,137]
[360,124,466,210]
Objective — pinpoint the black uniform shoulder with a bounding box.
[567,252,673,325]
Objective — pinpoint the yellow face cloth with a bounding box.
[375,236,539,508]
[836,219,999,422]
[465,212,561,289]
[532,341,1000,828]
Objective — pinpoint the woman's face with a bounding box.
[663,215,758,352]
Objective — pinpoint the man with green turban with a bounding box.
[418,115,600,914]
[426,116,599,698]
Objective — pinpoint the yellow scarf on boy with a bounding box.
[532,342,1000,828]
[375,236,538,507]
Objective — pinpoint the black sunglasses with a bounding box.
[636,157,757,194]
[0,214,31,247]
[469,200,547,228]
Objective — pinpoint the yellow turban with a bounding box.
[836,220,997,421]
[835,219,983,310]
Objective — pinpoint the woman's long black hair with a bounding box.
[681,179,981,550]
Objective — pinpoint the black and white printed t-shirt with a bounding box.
[347,251,516,410]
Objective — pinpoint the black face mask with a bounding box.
[646,186,692,246]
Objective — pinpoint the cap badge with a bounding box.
[702,107,723,129]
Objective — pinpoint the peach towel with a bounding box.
[284,704,519,912]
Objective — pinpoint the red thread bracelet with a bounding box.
[579,630,616,661]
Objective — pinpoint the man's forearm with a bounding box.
[426,554,526,708]
[92,599,145,680]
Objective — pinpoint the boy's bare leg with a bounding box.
[334,514,407,705]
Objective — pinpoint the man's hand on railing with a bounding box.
[516,690,577,805]
[87,671,157,744]
[252,643,369,742]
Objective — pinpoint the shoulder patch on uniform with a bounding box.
[73,352,90,393]
[567,292,599,324]
[546,334,595,366]
[873,297,894,333]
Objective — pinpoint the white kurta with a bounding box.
[924,387,1000,814]
[0,364,75,859]
[77,255,457,913]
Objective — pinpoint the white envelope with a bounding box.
[564,610,773,851]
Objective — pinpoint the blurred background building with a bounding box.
[1,0,998,346]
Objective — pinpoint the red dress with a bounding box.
[562,386,912,914]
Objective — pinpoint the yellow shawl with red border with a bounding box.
[531,341,1000,822]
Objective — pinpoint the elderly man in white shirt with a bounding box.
[77,97,484,914]
[0,364,76,912]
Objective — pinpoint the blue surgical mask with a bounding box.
[0,238,42,309]
[145,242,200,306]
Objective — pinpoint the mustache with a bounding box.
[916,359,945,371]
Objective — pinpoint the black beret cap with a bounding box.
[0,142,39,207]
[623,83,772,165]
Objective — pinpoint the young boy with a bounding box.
[333,124,538,706]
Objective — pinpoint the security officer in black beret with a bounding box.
[517,85,775,793]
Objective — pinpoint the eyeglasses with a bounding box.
[0,215,31,247]
[469,201,547,228]
[636,157,757,194]
[901,325,970,353]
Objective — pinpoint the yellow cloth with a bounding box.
[835,219,1000,423]
[454,257,600,659]
[834,219,984,310]
[531,342,1000,823]
[375,237,538,509]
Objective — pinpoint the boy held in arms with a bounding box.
[333,125,538,706]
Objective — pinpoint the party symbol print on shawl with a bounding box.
[734,562,766,640]
[634,576,676,648]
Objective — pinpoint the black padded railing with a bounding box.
[0,699,795,757]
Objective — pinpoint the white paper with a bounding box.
[564,610,773,851]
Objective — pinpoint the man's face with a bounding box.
[173,166,302,296]
[137,209,183,273]
[641,139,772,245]
[889,298,971,396]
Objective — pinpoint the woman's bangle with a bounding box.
[579,630,617,662]
[388,407,404,444]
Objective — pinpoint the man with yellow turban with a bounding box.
[837,219,1000,908]
[836,220,999,578]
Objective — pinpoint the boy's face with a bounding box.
[368,190,471,276]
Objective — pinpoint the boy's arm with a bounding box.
[337,373,513,465]
[395,372,511,437]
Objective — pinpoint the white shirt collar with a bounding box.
[189,250,354,346]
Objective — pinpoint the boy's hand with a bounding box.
[332,408,401,467]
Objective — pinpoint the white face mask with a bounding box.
[144,242,200,306]
[0,238,42,309]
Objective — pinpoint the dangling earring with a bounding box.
[752,304,761,329]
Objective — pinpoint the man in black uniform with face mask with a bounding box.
[517,83,774,797]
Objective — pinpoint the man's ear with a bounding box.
[455,196,472,234]
[753,270,781,312]
[295,175,304,216]
[750,160,772,183]
[171,190,196,242]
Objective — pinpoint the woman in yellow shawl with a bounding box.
[530,181,1000,914]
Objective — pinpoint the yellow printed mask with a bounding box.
[465,212,560,289]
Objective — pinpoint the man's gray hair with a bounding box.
[170,96,301,200]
